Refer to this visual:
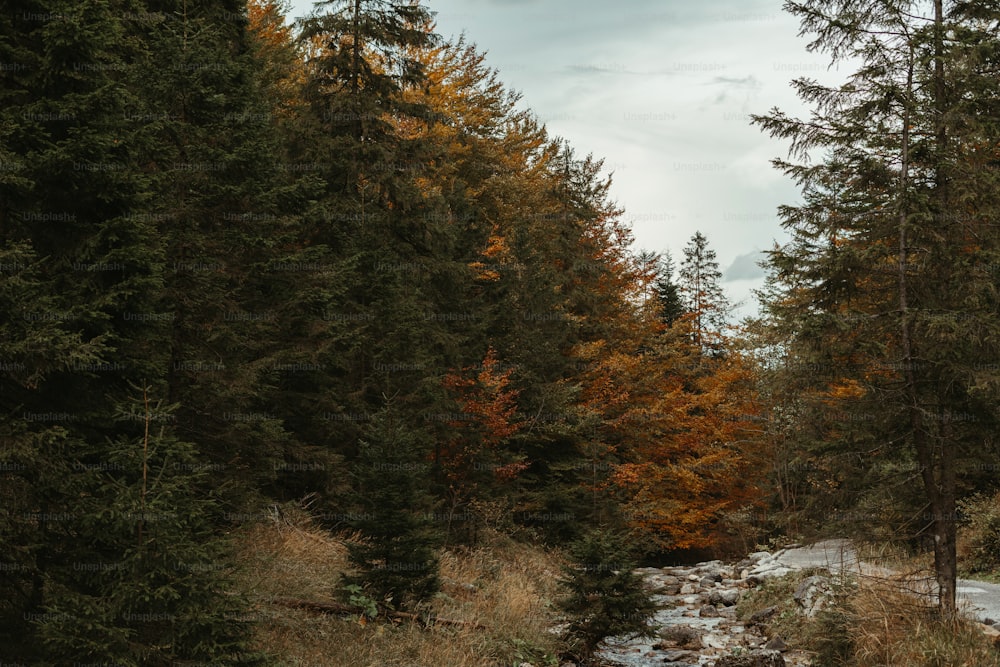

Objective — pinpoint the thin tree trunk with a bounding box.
[897,38,955,617]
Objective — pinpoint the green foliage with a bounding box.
[342,405,441,610]
[752,0,1000,610]
[679,231,730,351]
[654,250,684,327]
[557,529,658,658]
[959,492,1000,574]
[343,583,379,619]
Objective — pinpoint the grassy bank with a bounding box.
[229,507,567,666]
[736,569,1000,666]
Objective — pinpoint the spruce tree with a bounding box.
[342,404,441,610]
[558,529,658,660]
[754,0,1000,614]
[654,250,684,327]
[0,0,266,660]
[679,232,730,353]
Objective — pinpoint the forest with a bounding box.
[2,0,1000,665]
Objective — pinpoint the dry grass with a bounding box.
[230,506,566,666]
[847,579,1000,667]
[738,567,1000,667]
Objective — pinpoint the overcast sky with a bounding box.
[287,0,850,317]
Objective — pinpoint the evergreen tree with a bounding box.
[754,0,1000,614]
[0,0,265,659]
[342,403,441,609]
[678,232,730,353]
[654,250,684,327]
[557,529,658,661]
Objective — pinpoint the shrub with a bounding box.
[556,529,658,660]
[958,492,1000,574]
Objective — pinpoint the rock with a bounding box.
[700,603,720,617]
[712,649,786,667]
[663,583,682,595]
[688,573,701,581]
[681,583,699,595]
[747,605,779,626]
[982,623,1000,647]
[701,576,719,588]
[660,649,699,662]
[765,635,788,652]
[748,551,771,562]
[747,566,793,581]
[709,588,740,606]
[793,575,832,617]
[658,625,704,649]
[683,595,699,605]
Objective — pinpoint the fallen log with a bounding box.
[272,596,487,630]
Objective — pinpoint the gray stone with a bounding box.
[660,649,698,662]
[747,605,779,626]
[657,625,704,649]
[680,583,698,595]
[793,574,832,617]
[765,635,788,652]
[709,588,740,606]
[700,603,720,617]
[712,649,786,667]
[700,576,719,588]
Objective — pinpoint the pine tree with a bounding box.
[557,529,658,660]
[754,0,1000,615]
[679,232,730,353]
[0,0,265,659]
[654,250,684,327]
[342,403,441,610]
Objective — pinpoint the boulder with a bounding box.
[765,635,788,652]
[699,603,720,617]
[793,575,832,617]
[709,588,740,606]
[657,625,704,649]
[747,605,779,626]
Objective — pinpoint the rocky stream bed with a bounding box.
[590,548,825,667]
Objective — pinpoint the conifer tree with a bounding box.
[342,403,441,609]
[654,250,684,327]
[754,0,1000,614]
[557,529,658,660]
[0,0,265,659]
[679,232,730,353]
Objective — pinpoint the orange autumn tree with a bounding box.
[606,306,769,553]
[439,347,527,533]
